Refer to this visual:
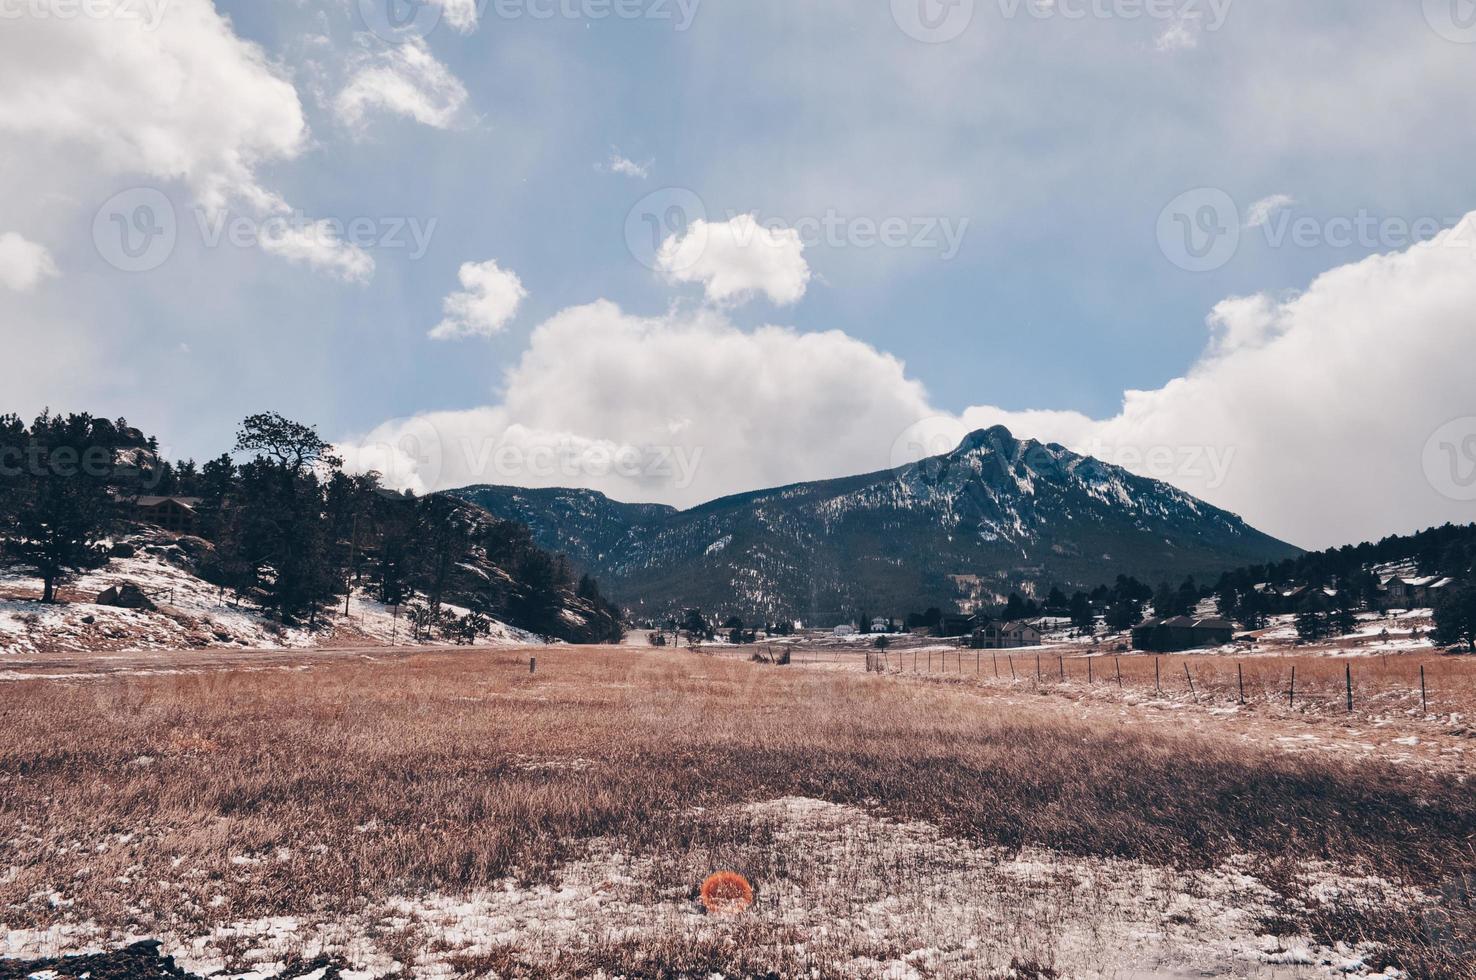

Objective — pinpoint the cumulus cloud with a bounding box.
[350,300,929,501]
[0,0,379,282]
[0,233,59,292]
[602,149,650,179]
[435,0,481,32]
[957,213,1476,548]
[349,212,1476,549]
[258,219,375,283]
[0,0,306,214]
[429,260,528,340]
[656,213,811,307]
[1245,193,1296,229]
[335,38,469,131]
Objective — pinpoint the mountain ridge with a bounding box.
[447,427,1299,622]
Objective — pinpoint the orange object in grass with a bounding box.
[699,871,754,914]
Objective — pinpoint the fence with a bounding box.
[855,646,1471,716]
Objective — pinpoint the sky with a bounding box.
[2,0,1476,550]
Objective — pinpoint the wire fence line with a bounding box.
[828,646,1471,716]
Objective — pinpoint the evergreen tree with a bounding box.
[1295,592,1330,642]
[1105,597,1142,631]
[7,413,126,602]
[1433,582,1476,651]
[1068,591,1095,631]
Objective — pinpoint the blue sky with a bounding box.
[3,0,1476,547]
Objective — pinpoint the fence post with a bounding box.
[1289,666,1295,708]
[1154,657,1161,695]
[530,657,537,674]
[1008,655,1016,680]
[1420,664,1427,714]
[1345,662,1353,713]
[976,649,980,675]
[1237,662,1245,705]
[1088,657,1093,684]
[993,651,999,678]
[1115,656,1122,688]
[1058,655,1065,682]
[1036,654,1042,682]
[1184,663,1197,702]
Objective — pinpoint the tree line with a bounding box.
[0,410,623,643]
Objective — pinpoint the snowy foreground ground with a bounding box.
[3,646,1473,979]
[1,796,1418,979]
[0,539,539,658]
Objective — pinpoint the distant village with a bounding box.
[641,560,1468,656]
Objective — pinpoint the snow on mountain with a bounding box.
[450,427,1298,624]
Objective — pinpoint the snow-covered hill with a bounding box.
[452,426,1298,623]
[0,531,542,655]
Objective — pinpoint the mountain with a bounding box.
[446,426,1299,624]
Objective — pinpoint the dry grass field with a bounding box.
[3,646,1475,978]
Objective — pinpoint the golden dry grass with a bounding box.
[802,643,1476,719]
[2,647,1474,977]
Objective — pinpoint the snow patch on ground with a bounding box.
[0,539,540,656]
[1,798,1412,978]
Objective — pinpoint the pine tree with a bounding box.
[1069,591,1095,631]
[8,413,125,602]
[1433,582,1476,651]
[1295,593,1330,642]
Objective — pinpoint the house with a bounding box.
[938,613,979,637]
[970,619,1041,649]
[132,496,203,534]
[1132,616,1234,652]
[870,617,893,633]
[1383,575,1454,606]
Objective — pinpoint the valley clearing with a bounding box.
[2,646,1473,979]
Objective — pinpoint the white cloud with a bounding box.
[1245,193,1295,229]
[0,0,379,283]
[0,233,59,292]
[656,213,811,307]
[0,0,307,214]
[1154,19,1199,51]
[258,219,375,283]
[351,300,929,501]
[353,212,1476,550]
[603,149,649,179]
[435,0,481,33]
[958,213,1476,548]
[335,38,469,131]
[429,260,528,340]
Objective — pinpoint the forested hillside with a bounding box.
[0,411,622,645]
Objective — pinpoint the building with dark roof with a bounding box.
[1131,615,1234,652]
